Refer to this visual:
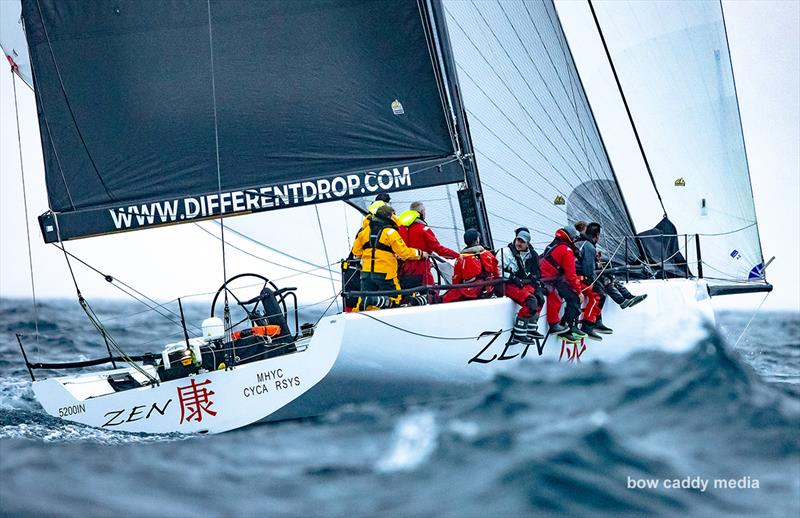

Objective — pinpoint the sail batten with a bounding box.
[23,0,466,243]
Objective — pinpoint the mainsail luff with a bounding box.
[22,0,469,243]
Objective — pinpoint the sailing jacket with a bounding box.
[398,212,459,285]
[352,216,422,280]
[500,243,541,284]
[447,245,499,299]
[574,235,599,283]
[539,229,581,294]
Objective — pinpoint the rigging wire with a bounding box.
[50,243,201,332]
[314,206,341,312]
[207,222,340,275]
[446,3,609,212]
[731,291,771,349]
[587,0,668,218]
[355,311,511,341]
[10,70,40,350]
[194,224,340,281]
[52,230,157,384]
[205,0,232,346]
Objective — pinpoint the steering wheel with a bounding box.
[210,273,285,327]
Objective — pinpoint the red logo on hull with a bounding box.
[177,378,217,424]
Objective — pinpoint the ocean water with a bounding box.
[0,299,798,517]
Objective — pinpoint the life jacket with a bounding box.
[364,217,396,274]
[458,246,493,282]
[397,209,420,227]
[541,238,573,275]
[505,242,540,281]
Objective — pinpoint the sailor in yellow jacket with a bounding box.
[351,204,427,310]
[360,192,399,231]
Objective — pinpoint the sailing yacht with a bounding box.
[2,0,771,433]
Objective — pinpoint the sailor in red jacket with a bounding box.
[397,202,459,296]
[539,227,586,341]
[442,228,499,303]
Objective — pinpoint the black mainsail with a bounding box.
[23,0,468,243]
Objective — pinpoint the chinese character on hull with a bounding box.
[177,378,217,424]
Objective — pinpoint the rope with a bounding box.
[354,310,511,341]
[732,292,771,349]
[50,244,201,332]
[315,206,341,312]
[194,224,339,281]
[11,71,40,350]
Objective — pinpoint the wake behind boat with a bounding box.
[3,0,771,434]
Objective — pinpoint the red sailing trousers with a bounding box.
[582,284,603,324]
[505,283,540,318]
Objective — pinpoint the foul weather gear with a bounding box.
[442,245,499,303]
[558,325,587,342]
[526,316,544,340]
[398,212,459,287]
[540,229,582,326]
[358,273,401,310]
[351,216,422,281]
[509,317,536,346]
[500,242,547,313]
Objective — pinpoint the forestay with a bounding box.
[590,0,766,283]
[22,0,464,243]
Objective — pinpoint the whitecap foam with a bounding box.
[375,411,438,473]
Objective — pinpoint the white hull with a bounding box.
[32,279,714,434]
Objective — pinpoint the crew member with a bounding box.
[351,205,426,310]
[442,228,499,303]
[594,249,648,333]
[360,193,396,230]
[397,201,459,300]
[574,222,604,340]
[342,193,395,312]
[500,228,546,344]
[540,227,585,341]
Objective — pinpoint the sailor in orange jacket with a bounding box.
[442,228,499,303]
[351,204,426,310]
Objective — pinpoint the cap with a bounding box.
[463,228,480,246]
[515,229,531,244]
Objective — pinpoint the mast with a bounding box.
[426,0,494,249]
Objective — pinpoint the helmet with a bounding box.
[555,227,578,245]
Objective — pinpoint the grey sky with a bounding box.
[1,0,798,311]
